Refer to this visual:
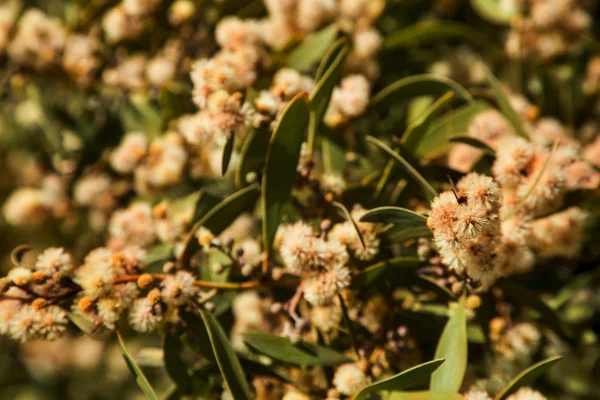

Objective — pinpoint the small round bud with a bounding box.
[32,271,48,284]
[78,297,94,312]
[138,273,154,289]
[241,264,253,277]
[204,301,214,311]
[466,294,482,310]
[147,288,162,305]
[320,219,332,232]
[489,317,506,334]
[324,192,334,202]
[213,263,224,274]
[451,282,463,294]
[197,227,214,248]
[32,298,47,311]
[152,203,168,218]
[271,267,284,281]
[270,302,282,314]
[245,171,257,183]
[163,261,176,274]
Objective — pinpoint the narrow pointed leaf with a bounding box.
[262,93,310,257]
[316,38,348,81]
[307,44,349,157]
[180,184,259,267]
[221,134,235,175]
[430,297,467,393]
[470,0,519,25]
[495,356,562,400]
[367,136,437,201]
[244,332,352,366]
[322,137,346,173]
[371,75,473,111]
[360,206,428,226]
[332,201,366,250]
[235,126,270,188]
[191,190,221,226]
[549,268,600,309]
[386,391,464,400]
[353,359,446,400]
[179,309,216,363]
[199,308,253,400]
[482,64,528,140]
[288,24,339,72]
[383,21,493,51]
[387,225,433,243]
[164,333,191,394]
[403,92,456,152]
[416,102,490,157]
[67,312,95,334]
[116,331,159,400]
[352,257,422,288]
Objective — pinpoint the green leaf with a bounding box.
[67,312,95,334]
[470,0,519,25]
[116,331,159,400]
[164,333,191,394]
[262,93,310,258]
[199,308,253,400]
[416,102,490,158]
[367,136,437,201]
[498,281,571,340]
[322,137,346,173]
[495,356,562,400]
[386,391,464,400]
[146,243,174,267]
[403,92,456,152]
[244,332,352,366]
[352,257,422,288]
[221,134,235,175]
[191,190,221,226]
[179,310,216,364]
[353,359,446,400]
[332,201,366,250]
[383,21,493,51]
[387,225,433,243]
[288,24,339,72]
[180,184,260,267]
[414,275,456,301]
[448,136,496,156]
[360,206,428,226]
[549,267,600,309]
[481,63,528,140]
[235,126,270,188]
[430,298,467,393]
[307,44,349,157]
[315,37,348,81]
[371,75,473,111]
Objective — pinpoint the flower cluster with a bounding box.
[505,0,592,61]
[0,1,598,399]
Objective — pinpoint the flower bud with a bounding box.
[147,288,162,305]
[78,296,94,312]
[32,298,47,311]
[137,273,154,289]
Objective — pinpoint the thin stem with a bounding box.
[337,293,360,359]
